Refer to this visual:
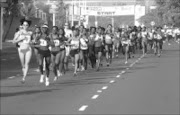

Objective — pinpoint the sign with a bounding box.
[69,15,80,21]
[86,6,135,16]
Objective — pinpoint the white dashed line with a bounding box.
[97,90,102,93]
[91,95,99,99]
[116,75,121,78]
[121,71,126,74]
[102,86,108,90]
[110,80,115,83]
[79,105,88,111]
[9,76,15,79]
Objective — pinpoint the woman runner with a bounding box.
[13,18,33,83]
[94,27,104,71]
[79,28,89,71]
[113,28,121,58]
[104,29,113,66]
[68,28,80,76]
[34,24,51,86]
[32,26,42,71]
[49,26,64,81]
[88,27,96,68]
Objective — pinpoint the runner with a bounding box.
[121,29,130,64]
[68,28,80,76]
[79,28,88,71]
[113,27,121,58]
[104,27,113,66]
[147,28,154,51]
[64,23,73,71]
[32,26,42,71]
[141,27,148,56]
[94,26,104,71]
[49,26,65,81]
[34,24,51,86]
[12,18,33,83]
[88,27,96,68]
[156,27,163,57]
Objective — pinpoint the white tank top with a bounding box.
[71,38,79,50]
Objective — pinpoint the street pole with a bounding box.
[71,0,74,27]
[53,13,55,26]
[0,7,3,50]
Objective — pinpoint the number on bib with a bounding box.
[54,40,60,46]
[40,39,47,46]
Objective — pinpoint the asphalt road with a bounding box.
[0,42,179,114]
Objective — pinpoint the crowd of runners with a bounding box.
[12,18,180,86]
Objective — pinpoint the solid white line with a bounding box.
[79,105,88,111]
[91,95,99,99]
[9,76,15,79]
[110,80,115,83]
[116,75,120,78]
[102,86,108,90]
[97,90,102,93]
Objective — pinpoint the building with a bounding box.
[59,0,157,27]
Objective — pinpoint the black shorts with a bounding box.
[94,46,102,54]
[70,49,79,57]
[51,48,65,56]
[81,49,88,55]
[39,50,51,57]
[105,44,112,52]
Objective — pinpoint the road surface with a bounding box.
[0,42,179,114]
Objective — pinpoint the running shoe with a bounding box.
[73,72,77,77]
[77,68,80,72]
[107,63,110,67]
[57,70,61,77]
[40,75,44,83]
[81,66,85,71]
[45,77,50,86]
[54,76,58,81]
[20,78,25,84]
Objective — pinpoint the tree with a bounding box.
[56,0,69,27]
[139,0,180,27]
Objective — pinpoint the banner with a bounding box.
[86,6,135,16]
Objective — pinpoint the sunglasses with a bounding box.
[23,24,29,26]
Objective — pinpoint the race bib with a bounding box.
[157,34,162,40]
[60,44,65,49]
[54,40,60,46]
[106,35,111,40]
[40,39,47,46]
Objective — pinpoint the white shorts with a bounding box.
[65,46,71,56]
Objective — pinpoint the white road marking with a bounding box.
[126,68,129,70]
[116,75,120,78]
[121,71,126,74]
[9,76,15,79]
[102,86,108,90]
[97,90,102,93]
[2,59,7,61]
[110,80,115,83]
[79,105,88,111]
[91,95,99,99]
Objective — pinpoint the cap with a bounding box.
[64,23,68,26]
[42,24,48,28]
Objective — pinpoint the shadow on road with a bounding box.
[0,88,60,98]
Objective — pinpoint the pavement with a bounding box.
[0,42,179,114]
